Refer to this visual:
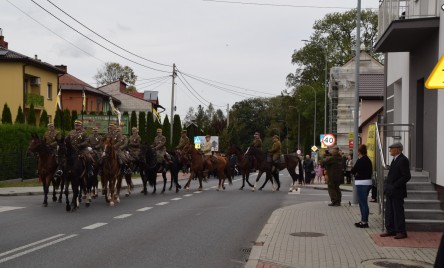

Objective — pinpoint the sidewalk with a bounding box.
[0,172,191,196]
[246,188,441,268]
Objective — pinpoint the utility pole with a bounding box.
[170,63,176,146]
[226,104,230,127]
[352,1,361,205]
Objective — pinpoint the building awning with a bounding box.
[374,17,439,53]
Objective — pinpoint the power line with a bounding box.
[176,75,209,108]
[135,76,170,87]
[136,76,171,88]
[44,0,172,68]
[202,0,366,9]
[177,70,225,107]
[30,0,171,74]
[6,0,106,63]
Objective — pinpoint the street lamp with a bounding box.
[302,39,328,135]
[289,106,300,150]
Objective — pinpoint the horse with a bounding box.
[141,146,181,194]
[56,136,85,211]
[204,153,232,191]
[179,145,205,191]
[246,146,301,192]
[102,137,120,206]
[227,144,254,190]
[27,134,58,207]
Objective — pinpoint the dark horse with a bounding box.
[57,136,85,211]
[27,134,58,207]
[246,146,301,192]
[102,137,120,206]
[141,146,181,194]
[227,144,254,190]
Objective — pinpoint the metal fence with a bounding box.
[0,149,39,181]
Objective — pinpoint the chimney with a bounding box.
[55,65,67,72]
[0,28,8,49]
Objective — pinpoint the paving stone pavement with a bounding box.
[246,200,440,268]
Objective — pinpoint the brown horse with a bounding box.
[227,144,254,190]
[102,137,120,206]
[27,134,58,207]
[246,146,301,192]
[204,154,232,191]
[180,145,205,191]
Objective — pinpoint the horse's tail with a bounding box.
[224,160,233,185]
[147,168,156,187]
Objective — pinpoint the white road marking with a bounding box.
[136,207,153,212]
[210,186,217,189]
[156,202,169,206]
[171,198,182,201]
[204,188,211,191]
[114,214,132,219]
[0,234,77,264]
[183,194,193,197]
[193,191,202,194]
[82,223,108,230]
[0,206,25,213]
[0,234,65,258]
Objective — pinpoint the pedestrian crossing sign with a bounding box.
[194,137,200,143]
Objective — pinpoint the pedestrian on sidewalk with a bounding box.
[322,146,343,206]
[380,142,411,240]
[351,144,373,228]
[315,160,323,183]
[303,155,314,184]
[345,154,353,184]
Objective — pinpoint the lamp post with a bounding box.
[302,39,328,134]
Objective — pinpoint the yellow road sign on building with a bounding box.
[425,54,444,89]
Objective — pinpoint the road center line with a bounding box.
[136,207,153,212]
[156,202,169,206]
[0,234,77,264]
[114,214,132,219]
[0,234,65,258]
[170,198,182,201]
[0,206,25,213]
[183,194,193,197]
[193,191,202,194]
[82,223,108,230]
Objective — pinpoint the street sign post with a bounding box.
[321,134,336,147]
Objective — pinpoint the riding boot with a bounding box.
[88,165,94,177]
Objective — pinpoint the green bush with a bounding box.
[39,110,49,127]
[15,106,25,124]
[1,103,12,124]
[27,103,36,126]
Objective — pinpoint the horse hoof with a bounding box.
[66,205,71,211]
[58,199,62,203]
[52,197,57,202]
[43,203,48,207]
[239,187,244,190]
[176,189,179,193]
[198,187,202,191]
[115,198,120,203]
[125,193,130,197]
[258,188,263,191]
[216,188,220,191]
[110,201,115,207]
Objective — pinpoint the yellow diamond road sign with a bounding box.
[425,53,444,89]
[311,145,318,152]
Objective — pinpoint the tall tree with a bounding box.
[27,103,36,126]
[94,62,137,87]
[287,9,379,89]
[63,109,72,130]
[130,111,137,130]
[15,106,25,124]
[1,103,12,124]
[146,112,156,143]
[54,109,62,129]
[162,115,171,149]
[71,110,78,127]
[172,114,182,149]
[39,110,49,127]
[138,111,147,143]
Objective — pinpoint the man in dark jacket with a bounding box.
[303,155,314,184]
[323,146,343,206]
[380,142,411,239]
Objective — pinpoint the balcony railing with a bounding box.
[378,0,440,38]
[26,93,44,108]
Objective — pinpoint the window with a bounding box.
[47,83,52,100]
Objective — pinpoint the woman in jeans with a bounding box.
[351,144,373,228]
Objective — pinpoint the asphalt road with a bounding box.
[0,172,352,268]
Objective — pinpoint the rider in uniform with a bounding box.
[176,130,190,155]
[67,120,94,177]
[114,126,131,175]
[128,127,142,173]
[153,128,169,170]
[250,132,262,170]
[269,135,282,172]
[202,134,217,176]
[43,122,60,156]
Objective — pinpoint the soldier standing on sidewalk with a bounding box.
[323,146,343,206]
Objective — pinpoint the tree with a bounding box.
[146,112,156,143]
[15,106,25,124]
[130,111,137,130]
[287,9,379,89]
[172,114,182,149]
[138,111,147,143]
[162,115,171,149]
[1,103,12,124]
[54,109,62,129]
[63,109,72,131]
[71,110,78,127]
[94,62,137,87]
[27,103,36,126]
[39,110,49,127]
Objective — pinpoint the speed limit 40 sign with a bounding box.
[322,134,336,147]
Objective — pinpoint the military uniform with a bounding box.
[176,132,190,152]
[323,147,343,206]
[88,131,103,153]
[153,131,167,163]
[67,120,94,176]
[269,136,282,162]
[114,127,131,174]
[43,125,60,155]
[252,136,262,149]
[128,130,142,160]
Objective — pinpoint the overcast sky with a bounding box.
[1,0,378,119]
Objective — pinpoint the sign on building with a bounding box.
[82,115,130,135]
